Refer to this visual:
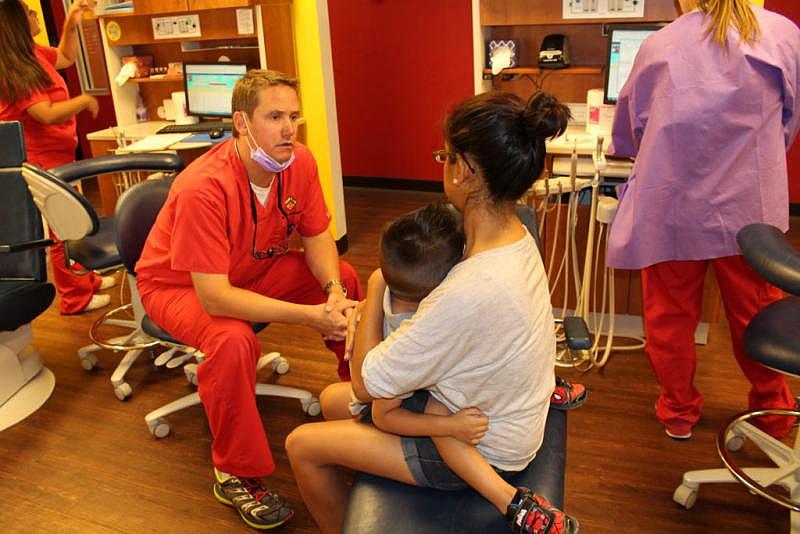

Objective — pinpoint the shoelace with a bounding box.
[242,478,270,504]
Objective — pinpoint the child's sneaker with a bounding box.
[213,468,293,530]
[506,487,579,533]
[550,376,587,410]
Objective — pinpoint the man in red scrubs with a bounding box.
[136,70,362,530]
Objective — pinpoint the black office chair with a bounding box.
[0,121,56,431]
[21,153,185,400]
[674,223,800,532]
[112,179,320,438]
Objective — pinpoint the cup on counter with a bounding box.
[171,91,199,125]
[162,98,176,120]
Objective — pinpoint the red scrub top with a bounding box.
[136,139,332,287]
[0,45,77,168]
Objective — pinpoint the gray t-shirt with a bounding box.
[362,231,555,471]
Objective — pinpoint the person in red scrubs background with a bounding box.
[136,69,363,530]
[0,0,115,314]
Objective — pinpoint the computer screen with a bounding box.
[183,63,248,118]
[603,24,663,105]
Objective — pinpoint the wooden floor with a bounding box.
[1,186,798,533]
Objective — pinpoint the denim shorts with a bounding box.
[363,390,515,491]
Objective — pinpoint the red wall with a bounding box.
[328,1,474,182]
[765,0,800,203]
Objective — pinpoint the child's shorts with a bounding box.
[376,389,518,491]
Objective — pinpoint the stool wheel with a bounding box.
[302,397,321,417]
[184,363,198,386]
[673,484,697,509]
[272,357,290,375]
[725,430,745,452]
[79,353,98,371]
[114,382,132,401]
[148,417,170,439]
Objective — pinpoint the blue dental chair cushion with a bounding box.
[341,408,566,534]
[0,280,55,332]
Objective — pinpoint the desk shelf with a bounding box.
[482,66,603,76]
[129,75,184,83]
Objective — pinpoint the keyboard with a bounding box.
[156,121,233,134]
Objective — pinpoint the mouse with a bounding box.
[208,128,224,139]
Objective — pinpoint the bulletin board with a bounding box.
[64,0,110,94]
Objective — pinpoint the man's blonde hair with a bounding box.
[231,69,298,137]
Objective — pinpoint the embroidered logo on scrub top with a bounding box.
[284,196,297,211]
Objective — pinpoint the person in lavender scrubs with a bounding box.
[607,0,800,440]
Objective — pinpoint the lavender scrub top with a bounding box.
[606,7,800,270]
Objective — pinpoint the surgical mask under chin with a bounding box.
[243,115,295,173]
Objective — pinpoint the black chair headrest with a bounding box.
[115,179,173,274]
[737,223,800,296]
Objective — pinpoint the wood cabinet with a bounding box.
[477,0,679,103]
[132,0,188,16]
[98,1,295,128]
[129,0,257,16]
[481,0,678,26]
[187,0,252,10]
[88,1,295,214]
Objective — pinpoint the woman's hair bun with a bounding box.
[522,92,570,141]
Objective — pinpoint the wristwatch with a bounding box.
[323,279,347,296]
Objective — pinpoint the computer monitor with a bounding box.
[603,24,663,105]
[183,63,248,118]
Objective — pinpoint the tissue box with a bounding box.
[121,55,154,78]
[486,39,519,71]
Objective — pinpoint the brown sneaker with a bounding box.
[213,468,293,530]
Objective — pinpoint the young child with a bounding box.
[340,201,580,533]
[346,201,466,422]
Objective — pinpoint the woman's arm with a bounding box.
[55,0,92,69]
[26,93,98,124]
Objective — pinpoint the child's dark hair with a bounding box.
[380,202,464,302]
[445,91,570,203]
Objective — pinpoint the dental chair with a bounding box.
[21,153,184,400]
[113,179,320,438]
[0,121,56,431]
[673,223,800,533]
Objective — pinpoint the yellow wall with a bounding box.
[29,0,50,47]
[292,0,347,240]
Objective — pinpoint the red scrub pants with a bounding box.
[50,236,101,315]
[642,255,794,438]
[139,252,362,477]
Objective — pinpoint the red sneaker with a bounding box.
[507,488,579,533]
[550,376,587,410]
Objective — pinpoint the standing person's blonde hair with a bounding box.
[695,0,761,46]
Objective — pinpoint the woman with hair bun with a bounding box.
[287,91,578,534]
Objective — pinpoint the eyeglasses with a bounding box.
[432,149,475,174]
[251,225,289,259]
[249,176,293,260]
